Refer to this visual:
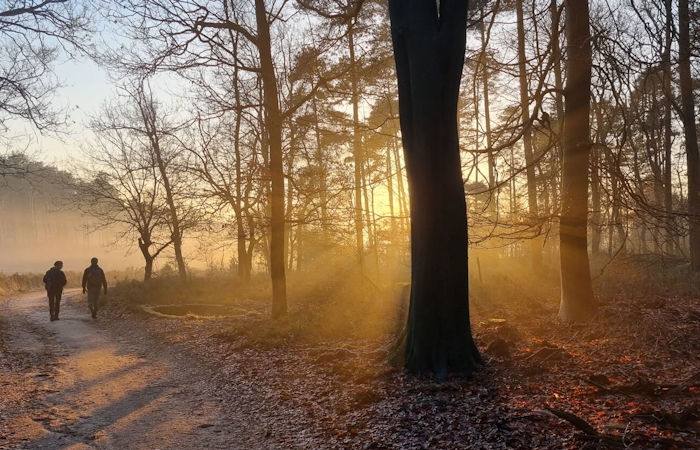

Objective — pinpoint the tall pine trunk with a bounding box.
[389,0,481,378]
[558,0,595,322]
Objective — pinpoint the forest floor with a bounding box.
[0,285,698,449]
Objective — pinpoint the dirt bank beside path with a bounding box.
[0,291,270,449]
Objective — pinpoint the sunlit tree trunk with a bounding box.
[312,97,329,232]
[550,0,563,219]
[362,157,375,260]
[392,136,409,232]
[679,0,700,271]
[386,143,397,238]
[551,0,564,122]
[285,127,296,271]
[516,0,541,267]
[349,25,365,269]
[558,0,595,322]
[479,9,495,215]
[389,0,481,378]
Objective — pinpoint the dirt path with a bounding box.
[0,291,266,449]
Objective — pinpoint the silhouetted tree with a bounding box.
[558,0,595,322]
[389,0,481,378]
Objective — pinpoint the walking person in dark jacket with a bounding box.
[82,257,107,319]
[43,261,67,321]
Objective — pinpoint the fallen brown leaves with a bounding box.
[92,288,700,449]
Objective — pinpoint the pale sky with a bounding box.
[13,54,113,169]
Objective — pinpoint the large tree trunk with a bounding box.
[389,0,481,378]
[255,0,286,317]
[558,0,595,322]
[679,0,700,270]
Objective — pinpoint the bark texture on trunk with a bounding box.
[389,0,481,378]
[558,0,595,322]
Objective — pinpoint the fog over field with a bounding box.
[0,166,143,273]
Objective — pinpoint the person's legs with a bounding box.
[54,290,62,320]
[87,289,100,318]
[47,291,55,320]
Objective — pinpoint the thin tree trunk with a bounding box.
[663,0,674,254]
[558,0,595,322]
[386,143,397,238]
[590,148,601,254]
[349,26,364,269]
[312,97,329,232]
[551,0,564,121]
[232,35,251,281]
[141,103,186,281]
[479,10,495,215]
[139,238,154,281]
[591,102,603,255]
[516,0,540,267]
[392,136,409,232]
[679,0,700,270]
[551,0,564,217]
[286,130,296,271]
[255,0,286,317]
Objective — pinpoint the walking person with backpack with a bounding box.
[82,257,108,319]
[43,260,67,321]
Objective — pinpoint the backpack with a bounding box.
[85,267,104,289]
[44,268,60,291]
